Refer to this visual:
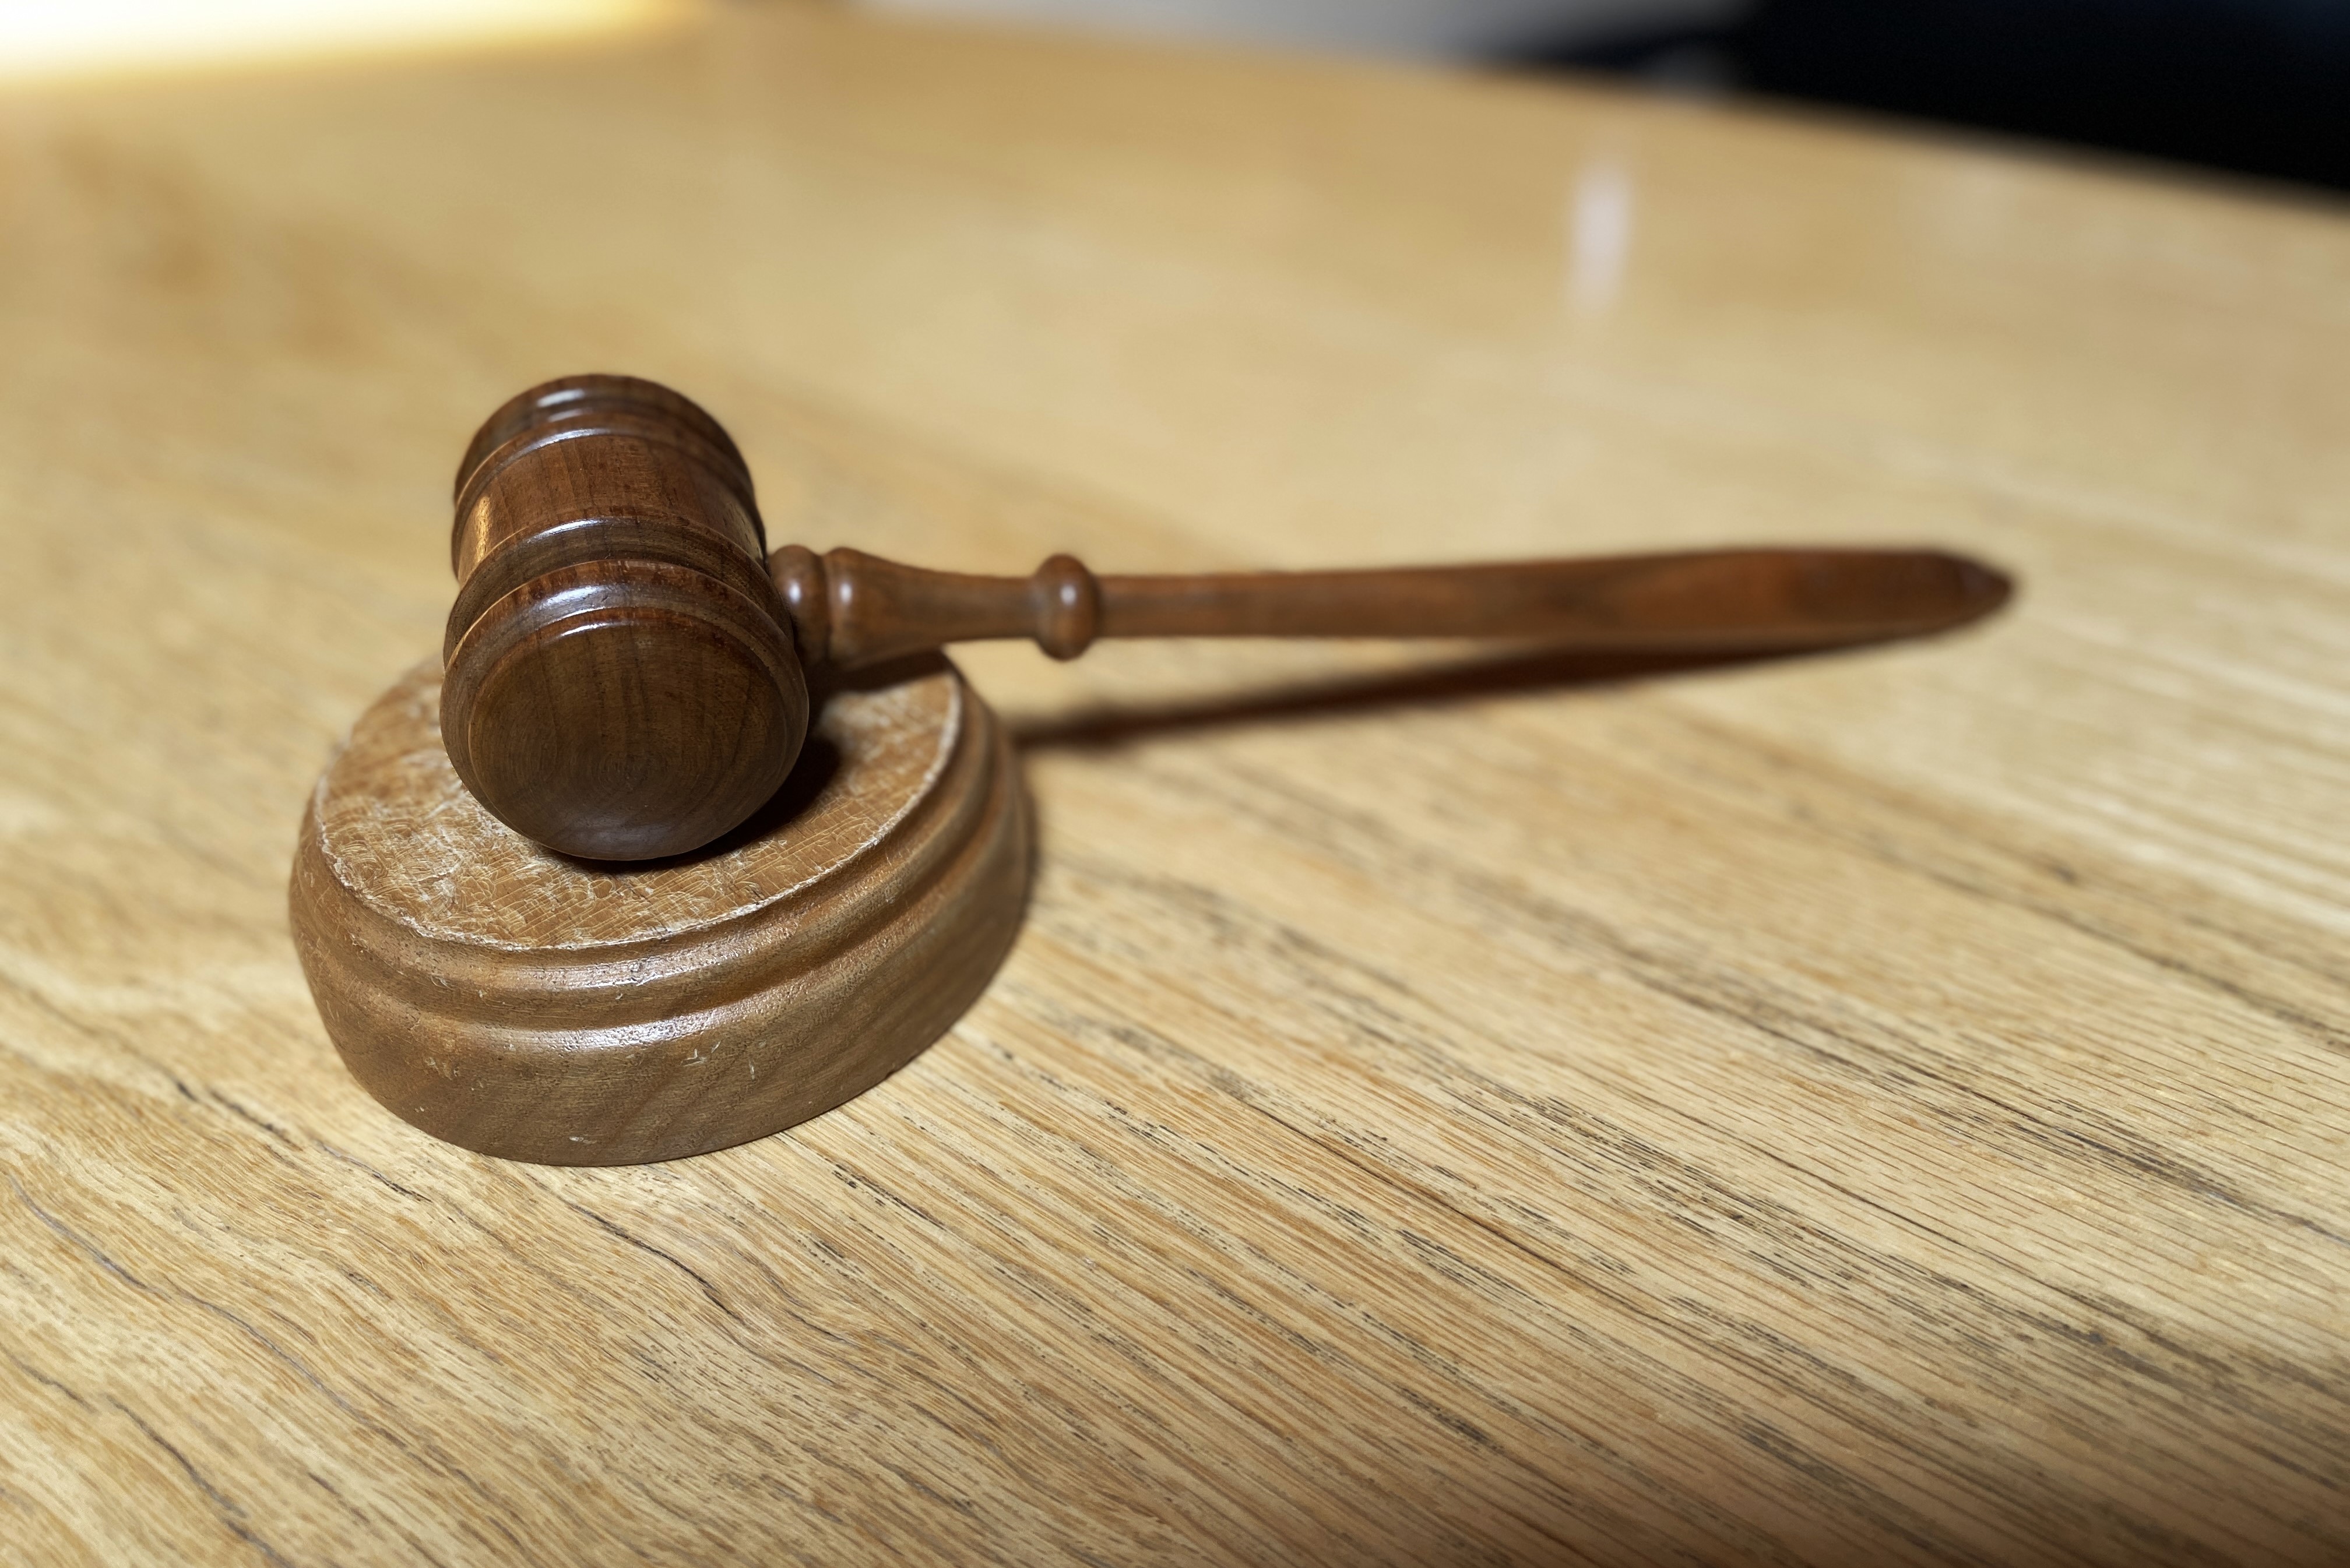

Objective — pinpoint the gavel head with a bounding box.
[442,375,808,861]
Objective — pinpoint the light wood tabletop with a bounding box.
[4,7,2348,1564]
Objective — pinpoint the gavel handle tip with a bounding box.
[1953,553,2016,621]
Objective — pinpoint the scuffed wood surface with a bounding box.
[2,7,2348,1563]
[309,660,968,950]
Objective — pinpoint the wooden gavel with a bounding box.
[445,374,2010,861]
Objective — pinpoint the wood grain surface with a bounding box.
[2,6,2347,1564]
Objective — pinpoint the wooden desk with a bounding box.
[3,9,2346,1563]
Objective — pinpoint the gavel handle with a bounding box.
[769,544,2011,671]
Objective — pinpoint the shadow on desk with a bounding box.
[1011,637,1901,752]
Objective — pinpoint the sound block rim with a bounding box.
[290,656,1029,1165]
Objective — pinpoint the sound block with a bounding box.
[290,655,1028,1165]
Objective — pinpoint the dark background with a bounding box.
[1522,0,2350,195]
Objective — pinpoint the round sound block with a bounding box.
[290,655,1028,1165]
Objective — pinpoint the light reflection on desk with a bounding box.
[0,0,687,83]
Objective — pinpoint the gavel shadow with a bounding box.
[1005,635,1921,753]
[635,615,2010,871]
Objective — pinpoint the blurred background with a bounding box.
[870,0,2350,192]
[1,0,2341,191]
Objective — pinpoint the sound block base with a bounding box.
[291,656,1028,1165]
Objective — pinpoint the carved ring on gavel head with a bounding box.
[444,373,2011,863]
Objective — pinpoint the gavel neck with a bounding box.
[769,545,1103,670]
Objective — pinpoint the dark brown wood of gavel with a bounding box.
[444,374,2010,861]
